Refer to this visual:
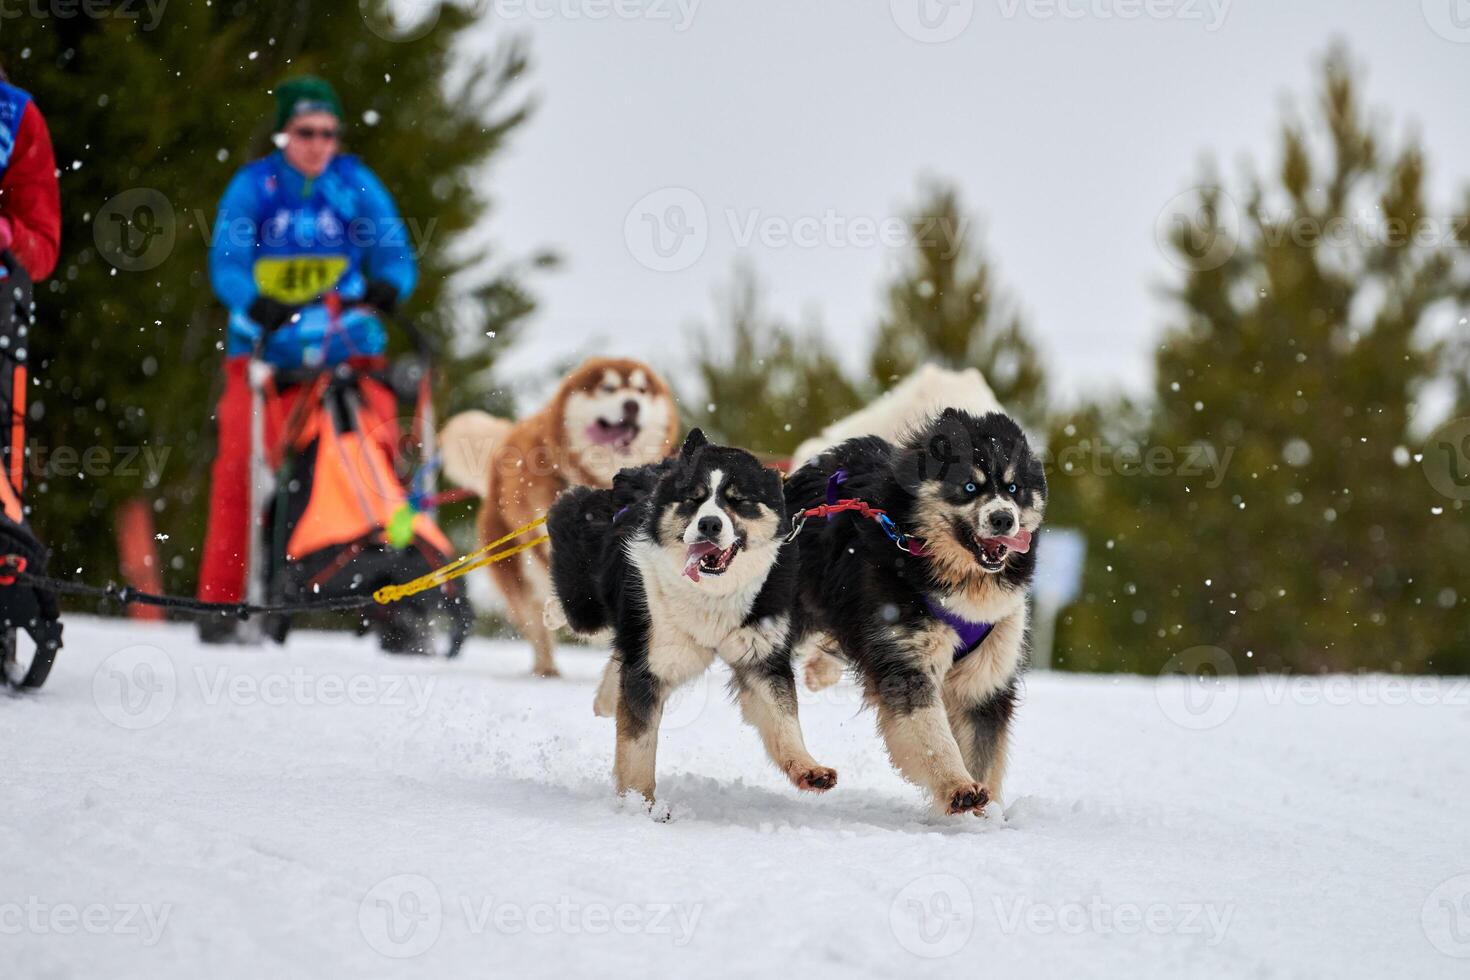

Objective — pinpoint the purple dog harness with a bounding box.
[922,598,995,662]
[819,470,994,662]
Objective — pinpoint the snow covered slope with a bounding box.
[4,617,1467,978]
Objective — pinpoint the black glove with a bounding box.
[247,296,297,332]
[362,279,400,316]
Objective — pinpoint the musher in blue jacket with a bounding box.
[198,75,416,627]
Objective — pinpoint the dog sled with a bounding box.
[246,298,473,656]
[0,252,62,688]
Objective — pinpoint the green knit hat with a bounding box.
[274,75,344,131]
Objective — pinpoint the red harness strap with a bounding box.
[0,554,27,586]
[788,497,931,557]
[797,499,888,523]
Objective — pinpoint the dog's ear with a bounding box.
[937,406,968,423]
[679,428,708,457]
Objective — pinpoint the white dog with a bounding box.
[791,363,1003,467]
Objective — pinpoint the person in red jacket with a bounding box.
[0,66,63,688]
[0,68,60,282]
[0,68,59,534]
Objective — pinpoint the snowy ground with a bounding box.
[4,616,1468,978]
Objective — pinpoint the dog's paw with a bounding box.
[542,596,569,631]
[532,663,562,679]
[789,765,838,793]
[802,649,843,692]
[944,782,990,815]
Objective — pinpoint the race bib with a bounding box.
[254,255,349,304]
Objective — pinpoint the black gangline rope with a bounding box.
[13,569,376,620]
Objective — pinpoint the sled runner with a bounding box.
[0,252,62,688]
[245,298,473,656]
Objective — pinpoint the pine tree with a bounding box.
[686,267,864,459]
[869,182,1048,429]
[1049,47,1470,674]
[7,1,547,590]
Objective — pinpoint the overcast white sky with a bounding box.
[455,1,1470,406]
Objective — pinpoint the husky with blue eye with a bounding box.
[547,429,837,806]
[785,409,1045,816]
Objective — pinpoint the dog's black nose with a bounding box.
[697,515,723,539]
[622,399,640,419]
[988,510,1015,534]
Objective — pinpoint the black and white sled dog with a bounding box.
[785,408,1045,816]
[547,429,837,805]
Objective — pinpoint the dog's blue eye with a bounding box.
[1008,483,1018,495]
[964,482,977,494]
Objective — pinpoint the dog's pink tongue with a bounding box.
[994,529,1032,554]
[586,421,636,447]
[683,541,720,582]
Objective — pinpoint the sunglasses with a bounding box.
[288,125,340,143]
